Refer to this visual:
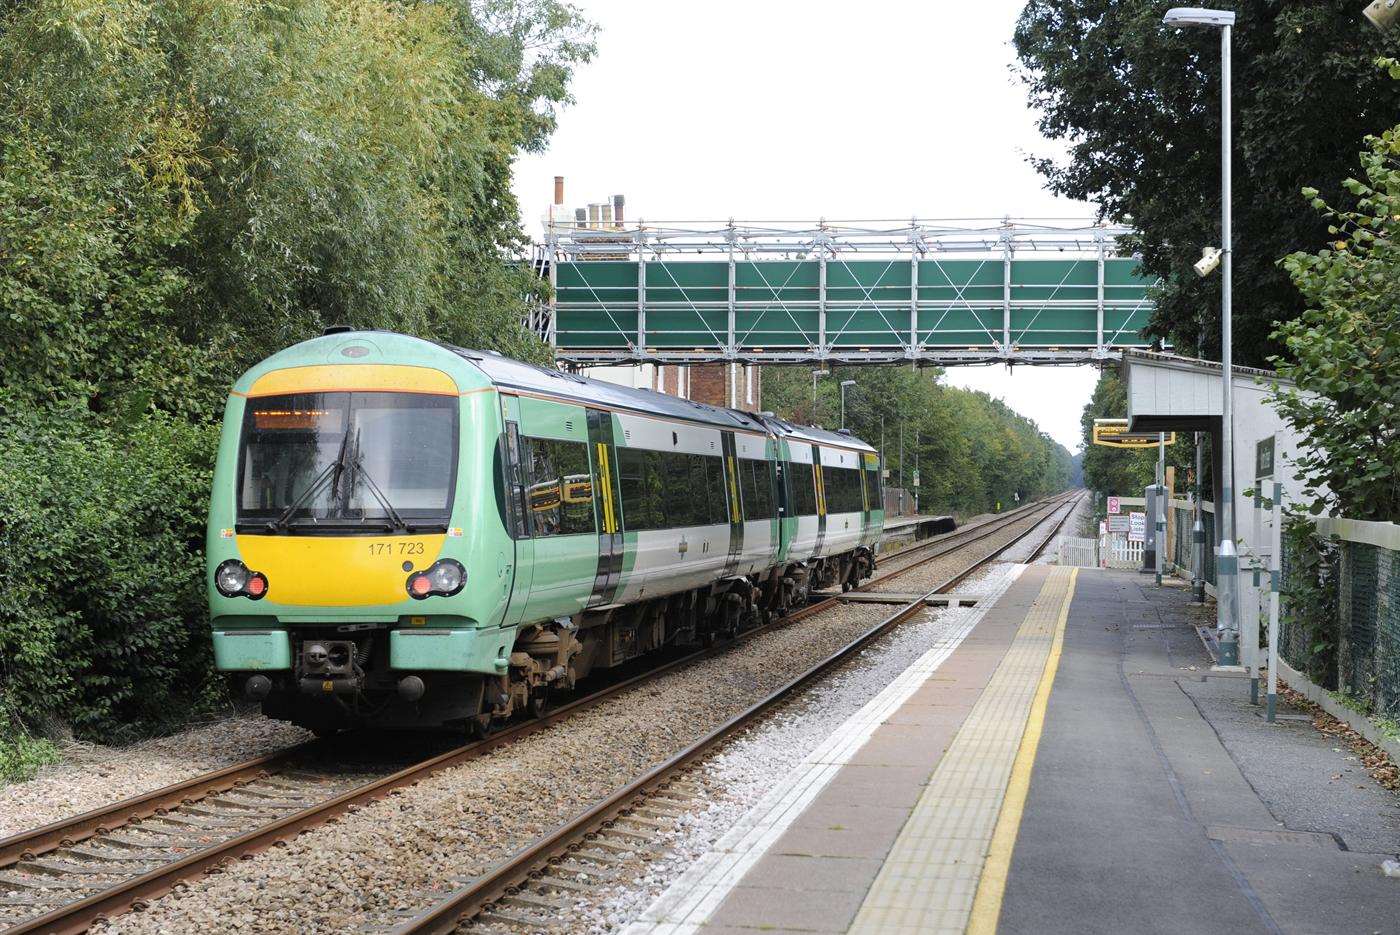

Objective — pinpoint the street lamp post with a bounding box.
[1163,7,1239,666]
[839,380,856,430]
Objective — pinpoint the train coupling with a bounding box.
[296,639,365,695]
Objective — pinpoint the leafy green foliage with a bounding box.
[1273,84,1400,519]
[0,694,59,786]
[1281,515,1340,689]
[0,0,594,745]
[762,367,1072,516]
[1014,1,1400,366]
[0,402,223,740]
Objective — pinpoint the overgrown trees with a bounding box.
[1273,70,1400,520]
[0,0,594,753]
[1014,1,1400,366]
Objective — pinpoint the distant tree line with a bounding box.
[762,367,1074,517]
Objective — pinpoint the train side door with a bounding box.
[812,443,828,557]
[515,396,601,622]
[498,396,533,628]
[774,438,793,563]
[585,408,624,606]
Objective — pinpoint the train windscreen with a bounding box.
[236,392,457,532]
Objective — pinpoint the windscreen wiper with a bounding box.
[267,430,353,532]
[347,452,410,533]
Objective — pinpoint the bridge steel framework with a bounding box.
[532,218,1160,368]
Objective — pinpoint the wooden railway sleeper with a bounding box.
[595,825,650,844]
[531,875,592,894]
[501,893,572,912]
[582,836,637,856]
[13,859,130,878]
[548,859,618,880]
[476,909,563,930]
[0,873,95,891]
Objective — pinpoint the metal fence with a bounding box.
[1168,500,1215,586]
[1279,517,1400,718]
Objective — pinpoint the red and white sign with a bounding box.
[1107,496,1121,515]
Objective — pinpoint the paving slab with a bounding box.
[631,564,1400,935]
[999,568,1400,935]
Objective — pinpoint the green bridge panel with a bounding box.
[552,257,1156,363]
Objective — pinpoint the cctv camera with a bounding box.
[1194,247,1223,278]
[1366,0,1400,31]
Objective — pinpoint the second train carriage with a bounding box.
[208,331,884,733]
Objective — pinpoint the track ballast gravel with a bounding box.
[94,602,900,934]
[0,714,310,838]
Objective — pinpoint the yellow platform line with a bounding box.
[846,566,1079,935]
[967,566,1077,934]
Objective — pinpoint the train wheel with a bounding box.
[465,713,493,741]
[529,687,551,719]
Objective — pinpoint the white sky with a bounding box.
[511,0,1101,451]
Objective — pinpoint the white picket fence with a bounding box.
[1101,535,1144,569]
[1057,536,1100,568]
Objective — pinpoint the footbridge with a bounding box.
[529,218,1159,368]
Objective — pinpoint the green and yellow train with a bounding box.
[207,331,884,734]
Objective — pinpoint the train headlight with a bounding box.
[216,560,250,597]
[407,560,466,599]
[215,560,269,600]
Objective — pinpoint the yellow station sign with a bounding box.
[1092,419,1176,449]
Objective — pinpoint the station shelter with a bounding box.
[1121,350,1321,678]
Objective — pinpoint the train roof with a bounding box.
[437,343,875,454]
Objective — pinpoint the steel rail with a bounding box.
[873,489,1079,571]
[0,491,1079,935]
[1027,491,1086,563]
[391,492,1085,935]
[867,492,1077,588]
[0,742,321,871]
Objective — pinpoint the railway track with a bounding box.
[393,491,1085,935]
[0,490,1082,935]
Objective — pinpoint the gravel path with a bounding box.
[995,492,1085,564]
[1031,492,1094,564]
[0,714,310,837]
[96,602,906,934]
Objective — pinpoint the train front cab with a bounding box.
[206,335,517,731]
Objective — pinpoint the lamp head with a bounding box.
[840,380,857,388]
[1364,0,1400,31]
[1162,7,1236,27]
[1194,246,1223,278]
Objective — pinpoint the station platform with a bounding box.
[626,566,1400,935]
[878,514,958,551]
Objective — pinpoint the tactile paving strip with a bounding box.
[621,566,1028,935]
[847,565,1076,935]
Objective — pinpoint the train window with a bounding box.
[788,461,818,516]
[863,463,883,513]
[822,466,862,514]
[738,458,776,520]
[522,436,595,537]
[618,447,665,531]
[665,451,727,527]
[617,447,728,530]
